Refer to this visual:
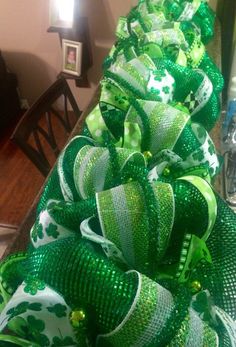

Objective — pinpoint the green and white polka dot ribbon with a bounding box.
[86,104,120,144]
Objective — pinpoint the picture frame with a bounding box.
[49,0,74,29]
[62,39,83,77]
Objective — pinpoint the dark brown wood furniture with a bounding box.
[2,87,100,258]
[11,77,82,177]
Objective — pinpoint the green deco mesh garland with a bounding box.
[0,0,235,346]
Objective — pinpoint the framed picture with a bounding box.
[62,39,83,76]
[49,0,74,29]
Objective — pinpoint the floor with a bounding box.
[0,111,78,227]
[0,116,45,227]
[0,110,79,258]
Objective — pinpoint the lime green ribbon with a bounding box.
[116,16,130,40]
[73,145,146,199]
[186,36,205,68]
[174,175,217,283]
[96,180,174,272]
[178,175,217,241]
[176,233,212,283]
[177,0,202,21]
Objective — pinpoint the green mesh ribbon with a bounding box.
[73,145,146,199]
[96,180,174,272]
[97,272,218,347]
[0,0,235,346]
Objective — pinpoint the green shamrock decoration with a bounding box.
[24,278,46,296]
[208,139,215,155]
[45,223,59,239]
[114,94,127,105]
[7,302,41,320]
[153,69,166,81]
[192,149,205,162]
[7,315,50,347]
[26,315,49,347]
[47,303,67,318]
[7,302,29,319]
[31,223,43,243]
[196,125,206,140]
[162,85,170,94]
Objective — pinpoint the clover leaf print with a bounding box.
[7,315,50,347]
[45,223,59,239]
[28,315,45,332]
[153,70,166,81]
[24,278,46,295]
[47,303,67,318]
[31,223,43,243]
[208,139,215,155]
[162,86,170,94]
[7,316,28,336]
[192,149,205,162]
[26,315,50,347]
[196,125,206,140]
[7,302,30,319]
[7,302,42,319]
[52,336,77,347]
[114,94,127,105]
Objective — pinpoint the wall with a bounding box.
[209,0,217,10]
[0,0,135,110]
[0,0,218,110]
[0,1,61,105]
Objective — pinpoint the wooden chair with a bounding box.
[11,77,82,177]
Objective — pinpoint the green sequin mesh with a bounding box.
[174,121,201,160]
[49,199,97,231]
[196,196,236,321]
[24,237,137,334]
[156,59,221,130]
[194,3,215,44]
[201,53,224,93]
[37,166,64,214]
[161,179,208,264]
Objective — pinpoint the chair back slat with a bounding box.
[11,78,82,177]
[45,111,59,154]
[33,129,50,165]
